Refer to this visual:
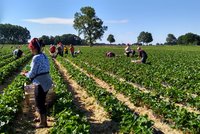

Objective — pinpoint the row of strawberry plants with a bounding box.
[76,47,200,109]
[47,55,90,133]
[78,57,200,111]
[0,54,32,84]
[80,46,199,97]
[0,55,31,132]
[149,50,200,95]
[0,54,13,61]
[57,57,155,134]
[69,57,200,133]
[0,56,16,68]
[0,76,28,132]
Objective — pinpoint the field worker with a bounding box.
[124,43,135,57]
[74,48,82,55]
[49,44,56,58]
[13,45,23,59]
[69,44,75,57]
[21,38,53,128]
[57,42,64,57]
[132,47,148,63]
[106,51,115,57]
[64,45,68,55]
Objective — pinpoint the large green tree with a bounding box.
[137,31,153,45]
[166,34,177,45]
[0,24,30,44]
[73,6,107,46]
[107,34,115,44]
[177,33,200,45]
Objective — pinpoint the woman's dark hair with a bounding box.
[39,39,45,47]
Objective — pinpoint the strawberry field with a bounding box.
[0,45,200,134]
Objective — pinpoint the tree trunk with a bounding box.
[89,38,93,47]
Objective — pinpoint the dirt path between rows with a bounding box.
[54,59,118,133]
[66,59,182,134]
[82,61,200,115]
[12,85,55,134]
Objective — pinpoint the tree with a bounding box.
[137,31,153,45]
[60,34,82,45]
[0,24,30,44]
[177,33,200,45]
[49,36,55,45]
[54,35,61,45]
[166,34,177,45]
[39,35,50,45]
[107,34,115,44]
[73,6,108,46]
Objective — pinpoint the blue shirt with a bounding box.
[25,53,53,92]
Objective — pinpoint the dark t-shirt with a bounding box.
[16,49,23,57]
[57,46,62,53]
[139,50,147,58]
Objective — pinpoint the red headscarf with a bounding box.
[28,38,41,50]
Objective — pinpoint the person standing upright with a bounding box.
[69,44,75,57]
[21,38,53,128]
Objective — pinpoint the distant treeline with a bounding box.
[38,34,83,46]
[0,24,84,45]
[164,33,200,45]
[1,23,200,46]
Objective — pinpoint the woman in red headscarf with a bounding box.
[21,38,53,128]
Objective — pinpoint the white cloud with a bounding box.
[23,17,128,25]
[105,19,128,24]
[23,17,74,25]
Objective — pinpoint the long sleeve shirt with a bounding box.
[25,53,53,92]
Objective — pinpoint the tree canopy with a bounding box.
[73,6,108,46]
[137,31,153,45]
[0,23,30,44]
[166,34,177,45]
[107,34,115,44]
[177,33,200,45]
[39,34,82,45]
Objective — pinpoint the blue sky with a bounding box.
[1,0,200,44]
